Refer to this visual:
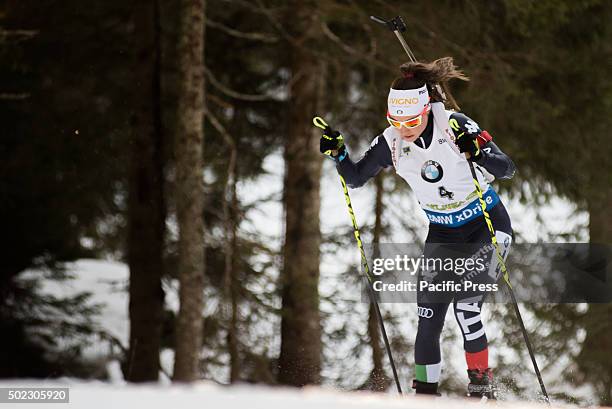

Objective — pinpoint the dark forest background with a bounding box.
[1,0,611,405]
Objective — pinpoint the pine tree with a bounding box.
[126,0,165,382]
[173,0,207,382]
[278,0,324,386]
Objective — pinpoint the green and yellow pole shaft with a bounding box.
[313,116,403,394]
[449,114,548,400]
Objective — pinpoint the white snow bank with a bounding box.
[0,380,587,409]
[21,258,130,348]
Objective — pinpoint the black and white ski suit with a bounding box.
[334,105,515,383]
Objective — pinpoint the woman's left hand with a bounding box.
[449,113,483,161]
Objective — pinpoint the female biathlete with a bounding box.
[318,58,516,398]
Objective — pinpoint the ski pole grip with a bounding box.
[370,15,407,33]
[389,16,407,32]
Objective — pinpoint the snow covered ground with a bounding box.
[0,380,589,409]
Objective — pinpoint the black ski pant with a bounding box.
[414,201,513,382]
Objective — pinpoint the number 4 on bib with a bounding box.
[438,186,454,200]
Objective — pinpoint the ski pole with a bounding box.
[370,15,550,403]
[313,116,403,394]
[462,155,550,403]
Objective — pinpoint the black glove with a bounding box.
[449,113,482,161]
[319,129,346,159]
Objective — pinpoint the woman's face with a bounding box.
[390,111,429,143]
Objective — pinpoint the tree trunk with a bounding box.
[362,175,391,391]
[278,1,323,387]
[126,0,165,383]
[172,0,206,383]
[579,189,612,404]
[588,188,612,244]
[222,136,240,383]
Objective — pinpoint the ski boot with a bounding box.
[467,368,497,400]
[412,379,441,397]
